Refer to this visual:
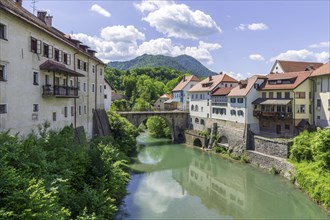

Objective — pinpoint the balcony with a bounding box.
[42,85,79,98]
[253,110,293,119]
[212,102,228,107]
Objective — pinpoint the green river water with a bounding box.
[115,132,329,219]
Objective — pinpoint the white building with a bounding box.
[189,74,237,130]
[0,0,106,138]
[172,75,200,111]
[310,62,330,128]
[104,78,114,111]
[270,60,323,74]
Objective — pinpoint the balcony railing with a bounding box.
[253,110,293,119]
[43,85,79,98]
[211,102,228,106]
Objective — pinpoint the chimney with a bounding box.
[183,75,186,81]
[15,0,22,7]
[45,15,53,27]
[209,76,212,81]
[37,11,47,22]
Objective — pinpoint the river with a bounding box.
[115,132,329,219]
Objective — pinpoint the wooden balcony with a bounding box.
[42,85,79,98]
[253,110,293,119]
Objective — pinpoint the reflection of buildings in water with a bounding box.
[172,156,248,217]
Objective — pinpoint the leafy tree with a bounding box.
[146,116,171,138]
[132,98,153,111]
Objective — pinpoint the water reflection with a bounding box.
[117,139,328,219]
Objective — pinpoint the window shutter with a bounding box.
[49,45,53,58]
[59,50,63,62]
[67,54,71,65]
[37,40,42,54]
[4,65,7,81]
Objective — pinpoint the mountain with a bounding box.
[108,54,216,77]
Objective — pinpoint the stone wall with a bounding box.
[254,135,293,158]
[247,150,295,180]
[184,130,208,148]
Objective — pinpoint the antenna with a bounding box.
[30,0,38,15]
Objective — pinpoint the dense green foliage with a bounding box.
[146,116,171,138]
[0,113,139,219]
[289,128,330,209]
[105,66,188,108]
[108,54,215,77]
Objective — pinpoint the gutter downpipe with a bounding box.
[73,51,79,129]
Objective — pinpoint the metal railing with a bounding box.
[42,85,78,97]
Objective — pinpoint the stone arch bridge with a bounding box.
[118,111,189,142]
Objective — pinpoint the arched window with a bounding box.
[238,110,244,116]
[195,105,198,111]
[201,119,205,125]
[195,118,199,124]
[230,110,236,116]
[191,105,194,111]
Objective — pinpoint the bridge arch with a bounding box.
[118,111,189,143]
[193,138,203,148]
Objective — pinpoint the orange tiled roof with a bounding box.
[228,75,267,97]
[310,62,330,77]
[160,93,172,99]
[189,74,237,92]
[260,71,312,90]
[172,75,200,92]
[0,0,104,64]
[275,60,323,73]
[211,87,235,96]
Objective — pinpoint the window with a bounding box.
[104,94,107,99]
[63,53,71,65]
[83,62,87,71]
[262,92,266,98]
[297,105,305,113]
[33,72,38,85]
[84,105,87,114]
[31,37,41,54]
[237,98,243,103]
[77,59,82,69]
[230,110,236,115]
[230,98,236,103]
[295,92,306,99]
[317,99,321,108]
[277,92,282,99]
[83,83,86,92]
[201,119,205,125]
[0,23,7,40]
[53,112,56,121]
[238,110,244,116]
[64,107,68,118]
[191,105,194,111]
[0,64,7,81]
[195,105,198,111]
[195,118,199,124]
[79,106,81,115]
[43,43,53,58]
[201,107,203,112]
[92,65,95,73]
[100,68,103,76]
[285,124,290,130]
[71,106,74,116]
[0,104,7,114]
[92,84,95,92]
[269,92,274,98]
[100,85,102,93]
[285,92,290,99]
[207,99,209,106]
[33,104,39,112]
[54,48,62,62]
[77,81,80,91]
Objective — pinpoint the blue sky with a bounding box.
[23,0,330,79]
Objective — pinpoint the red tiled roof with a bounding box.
[189,74,237,92]
[211,87,235,96]
[228,75,267,97]
[275,60,323,73]
[310,62,330,77]
[0,0,104,64]
[261,71,312,90]
[172,75,200,92]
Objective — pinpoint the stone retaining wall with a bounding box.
[254,135,293,158]
[247,150,295,179]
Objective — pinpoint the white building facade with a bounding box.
[0,0,106,138]
[104,78,114,111]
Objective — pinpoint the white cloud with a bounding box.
[236,23,268,31]
[72,30,221,66]
[249,54,265,61]
[309,41,330,48]
[90,4,111,17]
[271,49,330,63]
[225,71,245,81]
[136,1,221,39]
